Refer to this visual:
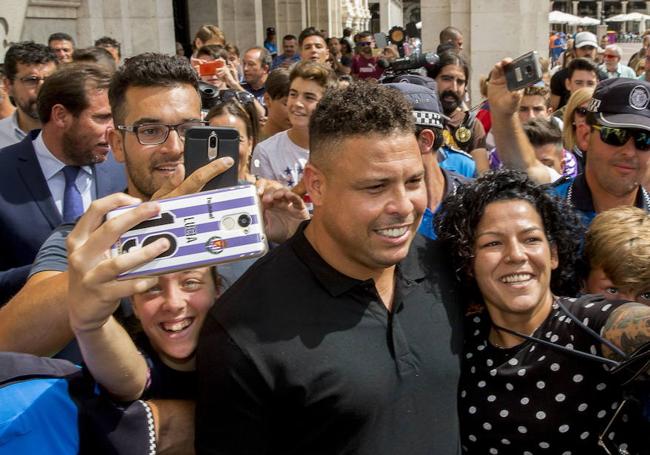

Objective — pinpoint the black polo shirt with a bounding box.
[196,222,463,455]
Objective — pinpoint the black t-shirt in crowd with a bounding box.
[550,66,608,110]
[196,223,464,455]
[135,333,197,400]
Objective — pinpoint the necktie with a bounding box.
[62,166,83,222]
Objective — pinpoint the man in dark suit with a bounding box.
[0,63,125,303]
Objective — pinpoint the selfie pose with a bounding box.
[436,169,650,454]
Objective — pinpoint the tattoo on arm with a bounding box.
[602,302,650,360]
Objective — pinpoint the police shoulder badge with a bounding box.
[454,126,472,144]
[629,86,650,111]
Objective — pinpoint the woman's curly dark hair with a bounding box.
[434,169,583,301]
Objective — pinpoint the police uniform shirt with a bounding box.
[548,173,650,228]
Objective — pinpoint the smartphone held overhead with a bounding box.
[107,185,268,279]
[504,51,542,91]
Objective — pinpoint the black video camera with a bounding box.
[378,51,439,74]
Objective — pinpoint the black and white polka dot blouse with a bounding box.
[459,294,639,454]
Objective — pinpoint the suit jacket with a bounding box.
[0,130,126,304]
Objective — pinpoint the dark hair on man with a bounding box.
[522,117,562,148]
[427,50,469,84]
[434,169,583,300]
[357,31,373,40]
[94,36,121,58]
[196,44,229,62]
[109,53,199,125]
[299,27,326,46]
[37,63,111,123]
[205,98,260,150]
[283,34,297,43]
[72,47,117,72]
[343,27,353,37]
[439,26,462,44]
[4,41,58,81]
[309,81,415,168]
[567,57,598,80]
[522,84,551,107]
[245,46,272,68]
[48,32,75,45]
[289,60,337,89]
[224,42,240,57]
[266,68,291,100]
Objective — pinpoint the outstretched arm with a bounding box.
[488,58,553,184]
[67,194,166,401]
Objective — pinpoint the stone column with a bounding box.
[647,1,650,15]
[187,0,219,46]
[276,0,306,38]
[468,0,549,105]
[622,0,628,34]
[218,0,264,52]
[379,0,403,32]
[2,0,29,60]
[572,0,579,16]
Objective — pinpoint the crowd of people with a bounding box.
[0,22,648,455]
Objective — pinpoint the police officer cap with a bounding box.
[588,78,650,132]
[385,81,447,129]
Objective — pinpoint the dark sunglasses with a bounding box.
[574,107,589,116]
[357,41,372,47]
[592,124,650,151]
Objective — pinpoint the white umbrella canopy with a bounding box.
[549,10,581,25]
[605,14,629,22]
[623,12,650,21]
[578,16,600,26]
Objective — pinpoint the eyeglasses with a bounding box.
[217,90,255,106]
[17,76,48,87]
[574,107,589,116]
[117,121,208,145]
[603,54,618,60]
[592,124,650,151]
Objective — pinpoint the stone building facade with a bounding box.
[2,0,554,106]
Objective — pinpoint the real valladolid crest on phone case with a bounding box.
[107,185,268,279]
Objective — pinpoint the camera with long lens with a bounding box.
[378,52,439,83]
[199,81,220,112]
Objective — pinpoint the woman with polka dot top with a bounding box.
[435,169,650,454]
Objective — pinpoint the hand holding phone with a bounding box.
[107,186,268,279]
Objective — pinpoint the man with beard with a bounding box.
[0,42,58,149]
[350,31,384,80]
[428,50,485,178]
[0,63,125,304]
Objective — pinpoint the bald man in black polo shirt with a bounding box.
[196,82,463,454]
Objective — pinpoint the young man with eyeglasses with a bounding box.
[0,41,58,149]
[488,60,649,231]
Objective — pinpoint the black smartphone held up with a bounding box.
[504,51,543,91]
[184,126,240,191]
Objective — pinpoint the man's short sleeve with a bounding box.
[29,222,74,277]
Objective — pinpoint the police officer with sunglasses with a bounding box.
[487,60,650,230]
